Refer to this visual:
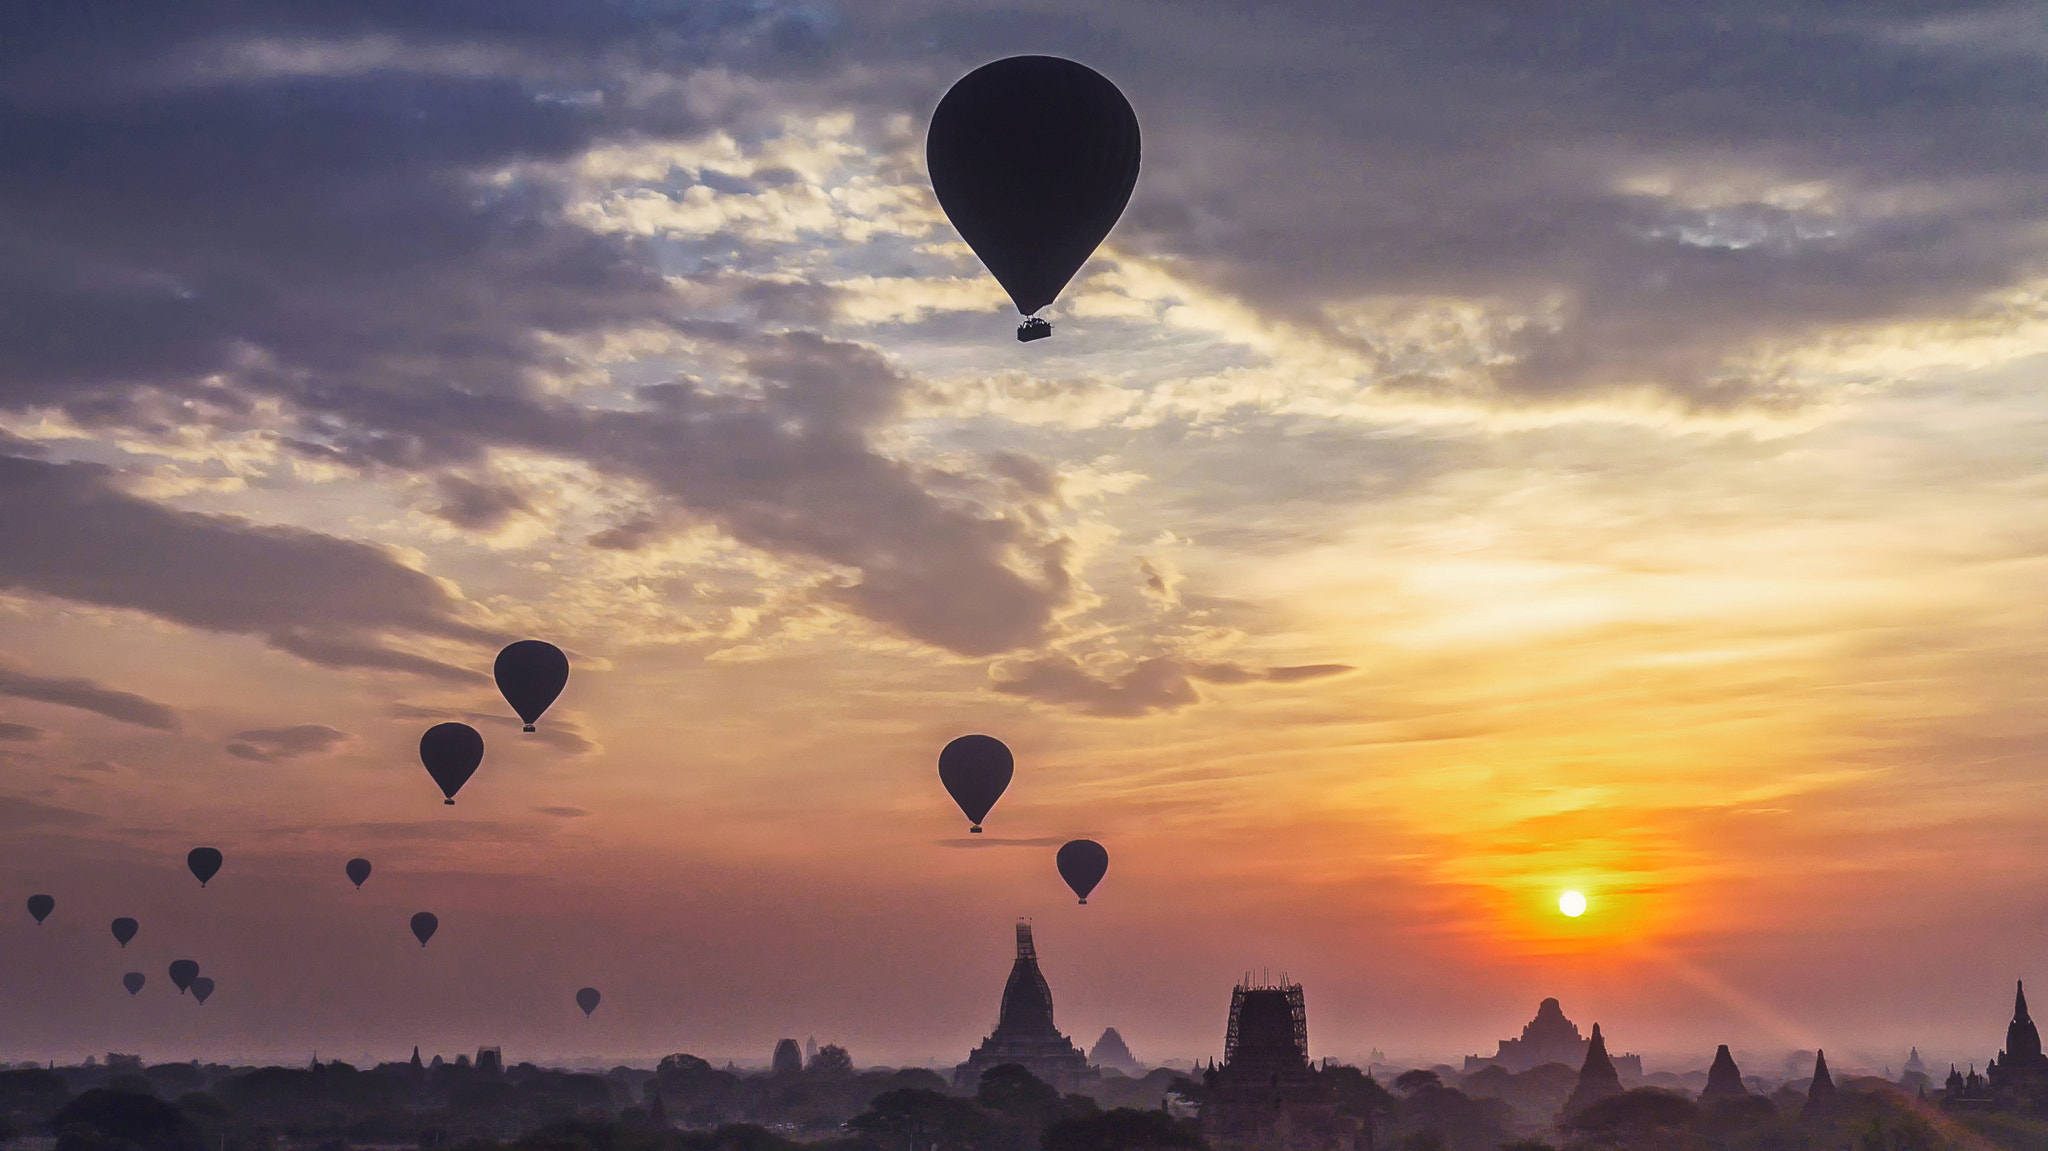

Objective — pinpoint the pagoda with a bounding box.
[955,921,1094,1090]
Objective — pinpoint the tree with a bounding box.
[975,1067,1060,1122]
[1393,1070,1441,1096]
[805,1046,853,1076]
[848,1088,990,1151]
[1558,1088,1699,1151]
[53,1089,201,1151]
[1041,1109,1202,1151]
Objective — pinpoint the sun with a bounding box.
[1559,890,1588,918]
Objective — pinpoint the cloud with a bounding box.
[430,475,533,531]
[0,721,44,741]
[535,805,590,818]
[991,655,1354,717]
[0,661,180,730]
[937,835,1065,849]
[225,723,352,763]
[0,455,494,679]
[0,795,100,831]
[390,703,597,755]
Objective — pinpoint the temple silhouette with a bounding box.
[1464,997,1643,1080]
[1198,977,1359,1151]
[955,921,1095,1091]
[1943,980,2048,1113]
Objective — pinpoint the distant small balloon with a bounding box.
[168,960,199,994]
[191,977,214,1004]
[576,987,601,1017]
[111,917,138,947]
[26,894,53,924]
[122,972,145,996]
[410,911,439,947]
[1055,839,1109,904]
[495,640,570,733]
[187,847,223,887]
[346,858,372,889]
[938,734,1014,833]
[419,723,484,805]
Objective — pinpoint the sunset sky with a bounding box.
[5,0,2048,1078]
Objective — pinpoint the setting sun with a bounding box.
[1560,890,1588,917]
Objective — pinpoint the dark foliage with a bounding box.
[54,1088,203,1151]
[1041,1108,1203,1151]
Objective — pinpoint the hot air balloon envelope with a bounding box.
[938,734,1014,832]
[420,723,484,804]
[576,987,601,1017]
[927,56,1140,339]
[411,911,439,947]
[168,960,199,994]
[122,972,145,996]
[26,894,53,924]
[191,977,214,1004]
[1056,839,1109,904]
[187,847,222,887]
[111,917,138,947]
[346,858,372,889]
[495,641,569,732]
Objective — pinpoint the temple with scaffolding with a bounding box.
[1199,976,1361,1151]
[955,921,1096,1091]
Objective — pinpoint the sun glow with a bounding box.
[1560,890,1588,917]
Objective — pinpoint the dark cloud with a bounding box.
[390,703,596,755]
[993,655,1354,717]
[0,455,494,679]
[225,723,352,763]
[431,475,532,531]
[535,805,591,818]
[0,721,45,741]
[937,835,1065,849]
[0,661,180,730]
[0,794,100,831]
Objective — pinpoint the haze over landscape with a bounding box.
[8,0,2048,1100]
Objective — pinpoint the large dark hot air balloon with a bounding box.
[938,735,1014,833]
[187,847,222,887]
[111,917,138,947]
[928,56,1140,342]
[420,724,484,804]
[346,858,372,890]
[576,987,601,1017]
[1055,839,1109,905]
[27,894,53,924]
[122,972,145,996]
[410,912,439,947]
[191,977,214,1004]
[495,641,569,733]
[168,960,199,995]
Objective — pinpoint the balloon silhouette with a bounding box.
[938,735,1014,833]
[346,858,372,890]
[187,847,222,887]
[168,960,199,994]
[122,972,145,997]
[1055,839,1109,904]
[420,723,484,805]
[26,894,53,924]
[111,917,138,947]
[495,641,569,733]
[576,987,601,1017]
[928,56,1141,341]
[410,911,438,947]
[191,977,214,1004]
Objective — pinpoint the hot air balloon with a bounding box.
[122,972,145,996]
[111,917,138,947]
[928,56,1140,342]
[410,912,438,947]
[168,960,199,995]
[191,977,214,1004]
[346,858,372,890]
[187,847,223,887]
[1055,839,1109,904]
[938,735,1014,833]
[495,641,569,733]
[420,723,484,804]
[26,894,52,924]
[576,987,601,1017]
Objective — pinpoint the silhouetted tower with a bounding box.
[1562,1023,1623,1115]
[956,920,1093,1090]
[772,1038,803,1075]
[1805,1050,1836,1115]
[1090,1027,1141,1074]
[410,1046,422,1070]
[476,1047,502,1076]
[1701,1045,1746,1101]
[805,1036,818,1063]
[1200,976,1354,1151]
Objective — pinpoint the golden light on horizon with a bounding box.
[1560,890,1588,917]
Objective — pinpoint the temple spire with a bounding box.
[1562,1022,1622,1115]
[1701,1044,1746,1101]
[2009,980,2046,1064]
[1805,1049,1837,1113]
